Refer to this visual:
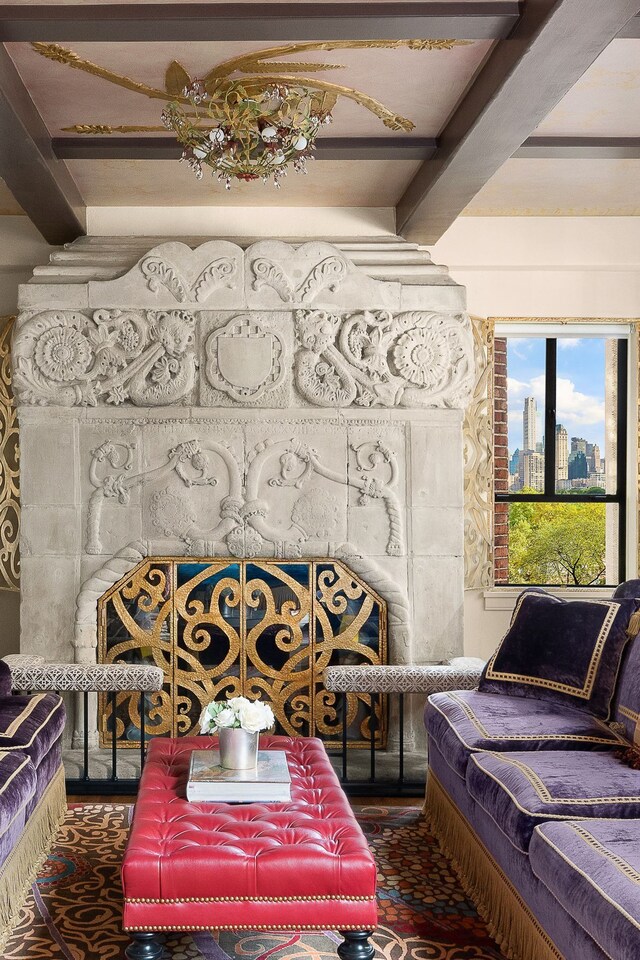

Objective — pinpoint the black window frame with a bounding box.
[495,335,628,587]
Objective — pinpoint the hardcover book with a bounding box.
[186,749,292,803]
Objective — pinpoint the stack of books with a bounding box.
[186,749,292,803]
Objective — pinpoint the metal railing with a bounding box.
[7,658,484,798]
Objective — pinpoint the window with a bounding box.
[494,328,628,587]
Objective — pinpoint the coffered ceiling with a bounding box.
[0,1,639,243]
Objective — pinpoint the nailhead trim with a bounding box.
[125,924,371,932]
[126,894,375,904]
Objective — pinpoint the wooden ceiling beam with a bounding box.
[515,137,640,159]
[617,13,640,36]
[396,0,640,244]
[52,134,640,163]
[0,3,520,42]
[52,136,438,162]
[0,44,85,244]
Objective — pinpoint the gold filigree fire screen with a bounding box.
[98,558,387,748]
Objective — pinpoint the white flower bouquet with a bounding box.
[199,696,275,735]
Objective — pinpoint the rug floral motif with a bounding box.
[5,804,504,959]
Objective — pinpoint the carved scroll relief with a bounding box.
[140,254,237,303]
[12,309,196,407]
[252,255,348,304]
[87,434,404,560]
[294,309,474,408]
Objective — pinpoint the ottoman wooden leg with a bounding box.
[337,929,375,960]
[125,931,164,959]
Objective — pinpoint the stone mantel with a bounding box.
[14,235,471,685]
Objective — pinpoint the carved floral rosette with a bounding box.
[294,308,474,409]
[12,308,197,406]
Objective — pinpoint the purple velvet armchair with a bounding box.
[0,658,66,951]
[424,583,640,960]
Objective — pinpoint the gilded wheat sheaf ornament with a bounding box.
[32,39,470,188]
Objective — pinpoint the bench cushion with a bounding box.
[425,690,623,778]
[0,694,65,767]
[122,735,378,932]
[467,750,640,853]
[531,820,640,960]
[479,591,638,719]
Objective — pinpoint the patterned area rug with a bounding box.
[5,804,504,960]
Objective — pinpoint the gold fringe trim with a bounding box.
[0,765,67,954]
[424,774,565,960]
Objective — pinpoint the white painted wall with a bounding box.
[430,217,640,660]
[87,206,396,238]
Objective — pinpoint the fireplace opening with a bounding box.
[98,557,387,750]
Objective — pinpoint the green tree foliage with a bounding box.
[508,493,606,585]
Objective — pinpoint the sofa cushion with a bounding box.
[467,750,640,853]
[612,633,640,745]
[531,819,640,960]
[613,578,640,600]
[0,750,36,835]
[425,690,625,778]
[479,590,638,719]
[0,694,65,767]
[0,660,11,698]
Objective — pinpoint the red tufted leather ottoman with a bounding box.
[122,735,377,960]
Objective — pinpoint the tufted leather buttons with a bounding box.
[122,735,378,932]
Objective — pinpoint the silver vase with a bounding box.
[218,727,259,769]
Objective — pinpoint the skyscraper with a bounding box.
[523,397,537,452]
[571,437,587,455]
[556,424,568,482]
[523,452,545,492]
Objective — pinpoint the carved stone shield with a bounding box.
[205,315,286,402]
[218,329,274,389]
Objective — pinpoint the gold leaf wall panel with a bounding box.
[463,316,494,589]
[0,317,19,591]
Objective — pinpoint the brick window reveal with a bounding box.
[493,337,509,584]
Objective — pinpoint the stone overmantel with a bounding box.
[14,235,470,687]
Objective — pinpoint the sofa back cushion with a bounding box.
[0,659,11,698]
[479,591,639,719]
[612,582,640,744]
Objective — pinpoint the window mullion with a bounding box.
[616,339,628,580]
[544,338,557,497]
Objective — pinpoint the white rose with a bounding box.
[214,706,236,729]
[199,703,213,734]
[238,700,272,733]
[227,696,249,713]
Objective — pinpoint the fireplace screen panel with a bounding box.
[98,558,386,748]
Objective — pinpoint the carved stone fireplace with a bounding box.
[14,235,472,750]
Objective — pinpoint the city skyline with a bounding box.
[509,395,606,492]
[506,337,607,452]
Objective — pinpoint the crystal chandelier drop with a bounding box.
[162,79,333,189]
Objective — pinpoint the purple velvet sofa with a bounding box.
[424,584,640,960]
[0,658,66,950]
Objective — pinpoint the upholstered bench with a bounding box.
[122,735,378,960]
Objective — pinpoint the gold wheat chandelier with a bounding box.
[33,40,470,189]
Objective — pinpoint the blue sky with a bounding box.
[507,338,607,454]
